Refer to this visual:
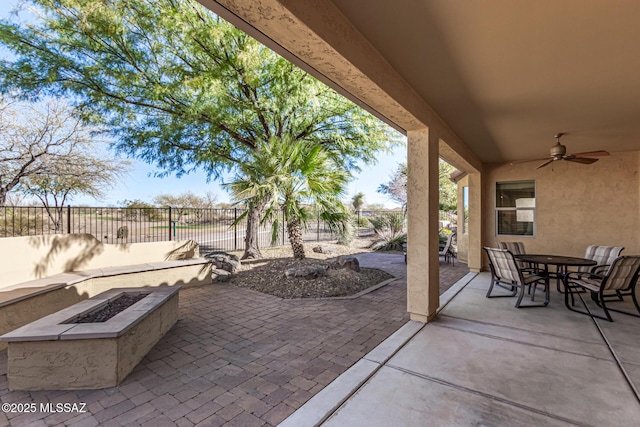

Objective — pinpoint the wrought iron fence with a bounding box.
[0,205,456,252]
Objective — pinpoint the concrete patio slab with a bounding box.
[285,272,640,427]
[324,366,571,427]
[386,322,639,426]
[278,359,379,427]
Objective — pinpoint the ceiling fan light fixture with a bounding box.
[550,133,567,158]
[511,132,608,169]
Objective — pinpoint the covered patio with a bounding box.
[201,0,640,324]
[283,272,640,426]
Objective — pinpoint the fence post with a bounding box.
[234,208,238,251]
[168,207,172,241]
[67,205,71,234]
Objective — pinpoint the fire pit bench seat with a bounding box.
[0,286,180,390]
[0,234,213,347]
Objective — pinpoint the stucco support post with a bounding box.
[467,171,483,272]
[407,127,440,322]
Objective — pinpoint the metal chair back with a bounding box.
[498,242,527,269]
[602,256,640,291]
[580,245,624,272]
[484,247,523,285]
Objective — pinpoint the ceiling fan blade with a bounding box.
[566,157,598,165]
[536,158,555,169]
[572,150,610,157]
[510,157,550,165]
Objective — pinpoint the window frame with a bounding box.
[495,180,536,237]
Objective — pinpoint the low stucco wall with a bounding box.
[0,262,210,339]
[0,234,211,350]
[0,234,199,290]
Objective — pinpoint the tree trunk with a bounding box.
[287,217,306,259]
[242,202,264,260]
[0,188,6,207]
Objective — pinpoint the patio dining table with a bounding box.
[514,254,597,292]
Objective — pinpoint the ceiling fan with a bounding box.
[511,133,610,169]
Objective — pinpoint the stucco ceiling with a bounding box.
[202,0,640,164]
[328,0,640,162]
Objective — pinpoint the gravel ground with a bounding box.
[226,239,397,299]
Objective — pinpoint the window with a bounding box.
[495,180,535,236]
[462,186,469,234]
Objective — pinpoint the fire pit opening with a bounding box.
[64,292,149,324]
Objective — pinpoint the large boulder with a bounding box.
[312,245,334,255]
[285,265,327,279]
[212,269,232,283]
[204,251,241,273]
[328,255,361,272]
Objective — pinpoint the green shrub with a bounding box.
[439,227,453,244]
[386,213,405,234]
[356,216,370,227]
[368,230,407,251]
[368,215,387,233]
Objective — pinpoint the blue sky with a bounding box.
[0,0,407,208]
[95,146,406,208]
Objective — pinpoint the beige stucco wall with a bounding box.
[0,234,199,289]
[482,150,640,265]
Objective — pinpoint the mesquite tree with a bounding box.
[0,0,397,258]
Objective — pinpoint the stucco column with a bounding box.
[407,127,440,322]
[467,171,483,272]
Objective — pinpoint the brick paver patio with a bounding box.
[0,253,469,427]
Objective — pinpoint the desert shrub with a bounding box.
[386,213,405,234]
[368,230,407,251]
[368,215,387,233]
[336,218,355,245]
[356,216,369,227]
[369,213,405,234]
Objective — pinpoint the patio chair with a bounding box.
[497,241,539,272]
[581,245,625,274]
[440,233,456,265]
[564,256,640,322]
[483,247,549,308]
[497,241,544,291]
[580,245,625,301]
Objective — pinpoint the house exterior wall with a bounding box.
[481,150,640,264]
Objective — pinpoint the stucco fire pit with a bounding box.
[0,286,179,390]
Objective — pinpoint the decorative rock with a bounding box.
[312,245,334,254]
[204,252,241,273]
[212,269,232,282]
[285,265,327,279]
[328,256,361,272]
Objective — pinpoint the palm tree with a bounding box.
[226,137,350,259]
[352,192,365,213]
